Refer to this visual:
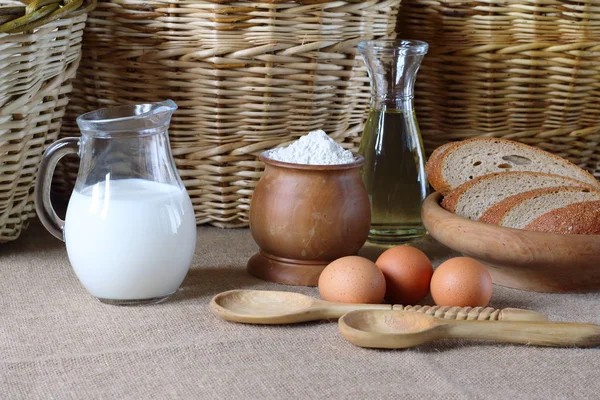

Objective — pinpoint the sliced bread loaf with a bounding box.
[479,187,600,228]
[441,172,598,221]
[426,138,600,195]
[524,201,600,234]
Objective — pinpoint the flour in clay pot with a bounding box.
[266,130,355,165]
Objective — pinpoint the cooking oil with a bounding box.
[358,109,428,243]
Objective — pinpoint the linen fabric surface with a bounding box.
[2,221,599,399]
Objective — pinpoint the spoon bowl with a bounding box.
[340,310,445,348]
[339,310,600,349]
[213,290,315,317]
[343,309,437,333]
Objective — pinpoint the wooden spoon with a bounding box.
[339,310,600,349]
[210,290,548,325]
[211,290,389,324]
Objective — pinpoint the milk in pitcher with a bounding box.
[64,178,196,301]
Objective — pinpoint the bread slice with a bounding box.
[524,201,600,234]
[441,172,598,221]
[426,138,600,195]
[479,187,600,228]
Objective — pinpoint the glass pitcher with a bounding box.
[35,100,197,306]
[357,39,429,244]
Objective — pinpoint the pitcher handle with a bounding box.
[35,137,80,241]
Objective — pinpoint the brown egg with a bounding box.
[318,256,386,304]
[375,245,433,305]
[430,257,493,307]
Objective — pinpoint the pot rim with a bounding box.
[259,151,364,170]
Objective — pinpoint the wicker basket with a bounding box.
[398,0,600,179]
[53,0,400,227]
[0,0,93,242]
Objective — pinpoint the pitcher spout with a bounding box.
[76,100,178,137]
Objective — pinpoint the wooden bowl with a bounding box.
[421,192,600,293]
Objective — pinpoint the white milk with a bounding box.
[64,179,197,300]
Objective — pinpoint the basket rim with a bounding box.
[0,0,95,34]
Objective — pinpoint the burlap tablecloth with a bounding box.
[2,220,599,399]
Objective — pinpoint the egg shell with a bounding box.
[318,256,386,304]
[430,257,493,307]
[376,246,433,305]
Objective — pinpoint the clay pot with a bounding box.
[247,153,371,286]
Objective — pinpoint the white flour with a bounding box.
[266,130,355,165]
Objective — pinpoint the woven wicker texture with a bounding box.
[53,0,400,227]
[397,0,600,179]
[0,0,89,242]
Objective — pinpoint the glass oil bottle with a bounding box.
[357,39,429,244]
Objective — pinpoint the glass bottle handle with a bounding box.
[35,137,80,241]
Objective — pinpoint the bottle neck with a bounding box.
[358,40,426,113]
[367,54,421,111]
[371,96,415,112]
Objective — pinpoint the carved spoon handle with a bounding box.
[392,305,547,322]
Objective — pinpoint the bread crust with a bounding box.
[426,141,460,195]
[524,201,600,234]
[425,142,453,175]
[427,137,600,196]
[479,186,599,225]
[440,171,598,214]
